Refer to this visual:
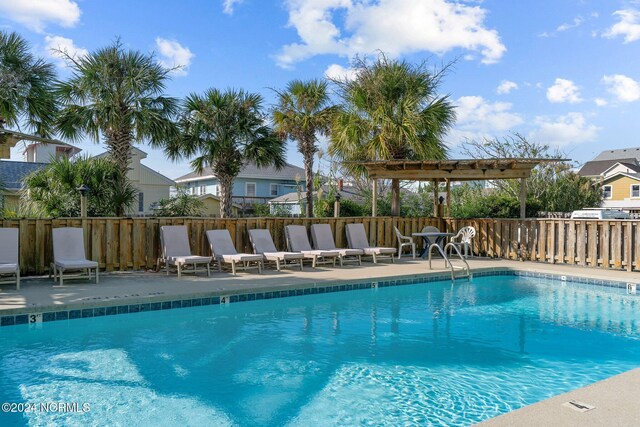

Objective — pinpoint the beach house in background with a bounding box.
[579,147,640,213]
[0,141,174,216]
[174,161,306,214]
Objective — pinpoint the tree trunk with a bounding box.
[303,147,314,218]
[391,178,401,216]
[105,129,133,216]
[218,173,234,219]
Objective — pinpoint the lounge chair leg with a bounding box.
[258,261,262,274]
[358,255,362,266]
[16,269,20,290]
[339,256,343,267]
[372,253,377,264]
[275,259,281,271]
[96,268,99,284]
[59,269,63,286]
[207,263,211,277]
[391,254,395,263]
[232,262,236,276]
[312,256,317,268]
[177,264,182,278]
[299,259,303,271]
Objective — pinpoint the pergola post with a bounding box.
[445,179,451,217]
[372,178,377,217]
[520,177,527,219]
[432,179,439,217]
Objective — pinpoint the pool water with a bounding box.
[1,275,639,426]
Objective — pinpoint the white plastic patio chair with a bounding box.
[448,226,476,258]
[248,229,304,271]
[394,226,416,259]
[157,225,212,278]
[285,225,340,268]
[206,229,263,275]
[51,227,99,286]
[0,228,20,289]
[310,224,363,266]
[345,223,395,264]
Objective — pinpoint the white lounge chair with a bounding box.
[157,225,212,278]
[248,229,304,271]
[51,227,99,286]
[310,224,363,266]
[285,225,340,268]
[448,226,476,258]
[345,223,395,264]
[394,226,416,259]
[206,229,263,275]
[0,228,20,289]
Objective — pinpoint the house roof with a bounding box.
[578,158,639,177]
[601,161,640,176]
[174,161,305,183]
[602,172,640,183]
[0,160,47,190]
[269,187,362,204]
[593,147,640,162]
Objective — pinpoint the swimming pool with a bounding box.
[0,274,639,426]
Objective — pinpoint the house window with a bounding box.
[246,182,256,197]
[190,186,196,195]
[200,185,206,195]
[602,185,612,199]
[270,183,278,196]
[632,184,640,198]
[138,192,144,212]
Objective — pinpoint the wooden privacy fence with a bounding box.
[445,218,640,272]
[3,216,441,275]
[3,217,639,275]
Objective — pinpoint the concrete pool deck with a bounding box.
[1,257,639,426]
[0,257,637,315]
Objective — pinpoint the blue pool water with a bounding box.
[1,275,639,426]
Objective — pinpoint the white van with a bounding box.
[570,209,630,220]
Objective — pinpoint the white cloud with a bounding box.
[531,113,598,147]
[0,0,80,33]
[603,9,640,43]
[546,78,582,104]
[496,80,518,95]
[277,0,505,68]
[324,64,357,81]
[447,96,524,145]
[223,0,243,15]
[557,16,584,32]
[602,74,640,102]
[44,35,88,67]
[595,98,608,107]
[155,38,194,77]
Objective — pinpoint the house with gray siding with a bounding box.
[174,162,306,210]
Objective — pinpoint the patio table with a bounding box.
[412,232,455,259]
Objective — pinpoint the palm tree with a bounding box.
[20,155,137,217]
[165,88,285,218]
[329,55,456,216]
[0,31,57,137]
[272,79,336,218]
[55,40,178,195]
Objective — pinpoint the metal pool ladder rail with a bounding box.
[427,242,471,282]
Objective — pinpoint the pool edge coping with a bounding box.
[1,265,637,327]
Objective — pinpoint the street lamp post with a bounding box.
[77,184,89,217]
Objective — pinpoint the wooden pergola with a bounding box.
[356,158,565,219]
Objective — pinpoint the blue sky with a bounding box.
[2,0,640,179]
